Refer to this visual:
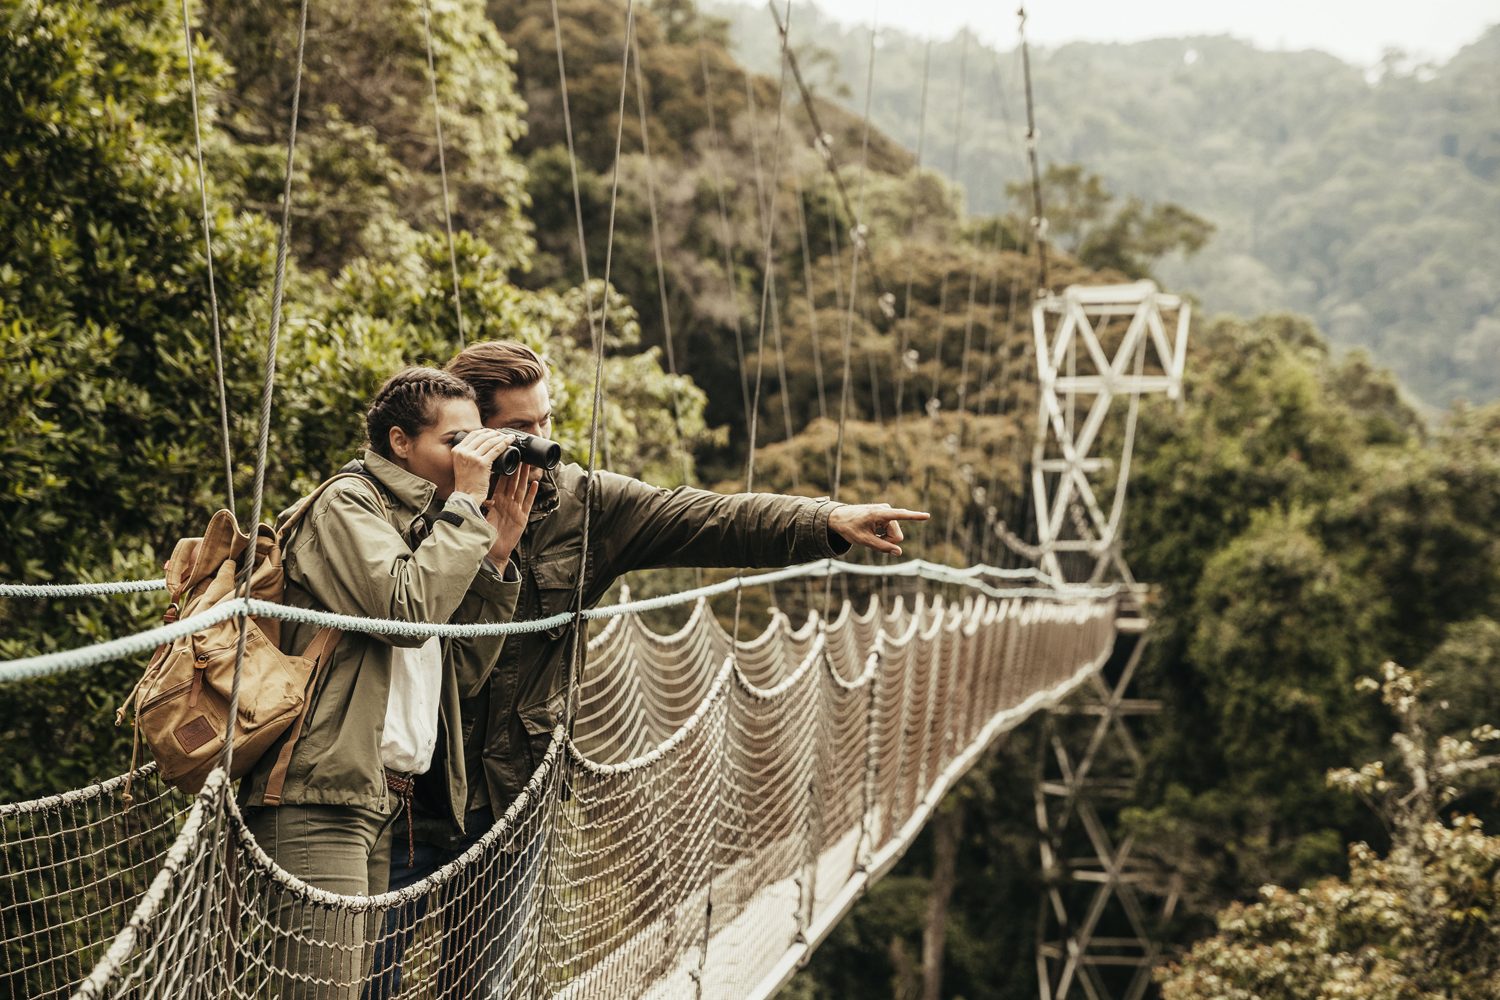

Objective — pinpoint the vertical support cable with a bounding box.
[1018,5,1049,293]
[542,0,637,986]
[178,0,236,514]
[222,0,311,774]
[629,31,692,489]
[421,0,468,346]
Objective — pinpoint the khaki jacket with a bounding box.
[453,463,848,829]
[241,450,519,830]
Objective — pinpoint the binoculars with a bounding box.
[451,430,563,489]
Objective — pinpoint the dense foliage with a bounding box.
[1159,662,1500,999]
[716,3,1500,407]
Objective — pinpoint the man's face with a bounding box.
[485,381,553,485]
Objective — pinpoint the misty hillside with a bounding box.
[714,3,1500,408]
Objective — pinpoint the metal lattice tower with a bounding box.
[1030,281,1190,587]
[1027,281,1190,999]
[1035,610,1180,1000]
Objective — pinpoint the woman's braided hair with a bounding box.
[365,367,475,457]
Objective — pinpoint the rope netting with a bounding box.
[1,578,1118,999]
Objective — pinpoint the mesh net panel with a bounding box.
[1,766,189,1000]
[1,590,1117,999]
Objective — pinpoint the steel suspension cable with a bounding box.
[730,0,794,644]
[1018,4,1050,293]
[735,57,799,489]
[957,51,1025,568]
[221,0,312,775]
[817,7,880,619]
[543,0,638,985]
[943,41,1006,561]
[420,0,468,346]
[767,1,894,317]
[628,30,693,489]
[548,0,637,736]
[733,62,805,495]
[697,19,796,978]
[890,38,933,425]
[827,13,879,509]
[989,44,1045,568]
[916,31,972,563]
[1012,25,1050,564]
[695,40,755,439]
[788,168,830,430]
[178,0,236,515]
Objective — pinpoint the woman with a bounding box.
[239,366,538,997]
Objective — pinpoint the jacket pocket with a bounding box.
[519,689,568,776]
[531,552,581,638]
[297,649,356,755]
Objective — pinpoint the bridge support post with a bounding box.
[1017,280,1190,996]
[1035,610,1178,1000]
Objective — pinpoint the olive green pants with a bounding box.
[243,802,400,1000]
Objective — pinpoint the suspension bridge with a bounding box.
[1,1,1190,997]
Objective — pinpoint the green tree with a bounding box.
[0,0,714,800]
[1159,663,1500,999]
[1005,165,1214,281]
[717,5,1500,405]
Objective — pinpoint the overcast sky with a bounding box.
[726,0,1498,67]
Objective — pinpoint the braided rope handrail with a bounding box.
[0,559,1125,683]
[0,762,158,820]
[4,583,1122,998]
[0,579,168,598]
[0,559,1067,602]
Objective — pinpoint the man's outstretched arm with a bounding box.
[590,470,929,575]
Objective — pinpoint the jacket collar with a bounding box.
[360,449,440,522]
[528,466,562,524]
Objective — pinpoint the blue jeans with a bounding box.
[364,808,543,999]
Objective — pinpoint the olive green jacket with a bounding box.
[241,450,519,831]
[455,463,849,827]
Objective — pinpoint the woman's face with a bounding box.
[389,397,483,499]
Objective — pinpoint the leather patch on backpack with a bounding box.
[175,716,217,754]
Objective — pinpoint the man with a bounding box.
[384,339,926,995]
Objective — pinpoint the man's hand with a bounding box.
[483,464,540,566]
[828,503,930,557]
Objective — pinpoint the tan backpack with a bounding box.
[117,473,377,801]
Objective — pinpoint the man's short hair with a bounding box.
[445,341,548,424]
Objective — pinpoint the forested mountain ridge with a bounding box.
[713,2,1500,408]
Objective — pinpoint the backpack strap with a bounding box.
[261,625,343,806]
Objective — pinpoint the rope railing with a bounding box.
[0,579,168,598]
[0,584,1122,1000]
[0,558,1125,683]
